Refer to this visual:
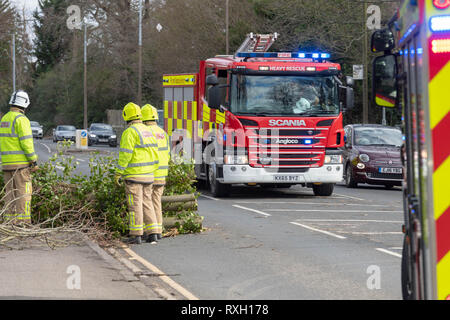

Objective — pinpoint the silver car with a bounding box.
[53,125,76,143]
[30,121,43,139]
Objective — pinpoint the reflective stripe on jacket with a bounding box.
[147,123,170,184]
[0,109,38,171]
[116,121,159,183]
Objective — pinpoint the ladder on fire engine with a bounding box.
[235,33,278,55]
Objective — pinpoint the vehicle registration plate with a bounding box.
[274,175,300,182]
[379,167,402,174]
[99,139,108,142]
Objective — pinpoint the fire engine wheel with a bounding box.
[312,183,334,196]
[345,164,358,188]
[208,165,230,197]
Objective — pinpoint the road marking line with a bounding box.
[199,194,220,201]
[40,142,51,154]
[76,158,86,162]
[233,205,271,217]
[234,201,400,208]
[334,193,366,201]
[376,248,402,258]
[122,247,199,300]
[267,209,403,213]
[295,219,403,223]
[55,165,65,171]
[289,222,347,239]
[341,231,403,235]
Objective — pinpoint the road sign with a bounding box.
[76,130,88,150]
[353,65,364,80]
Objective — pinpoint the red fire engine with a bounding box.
[163,33,355,197]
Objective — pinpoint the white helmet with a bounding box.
[9,90,30,109]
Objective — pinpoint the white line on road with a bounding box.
[122,247,199,300]
[199,194,220,201]
[340,231,403,235]
[39,142,51,154]
[76,158,86,162]
[333,193,366,201]
[234,201,400,208]
[233,205,272,217]
[267,209,403,213]
[289,222,347,239]
[295,219,403,223]
[376,248,402,258]
[55,165,65,171]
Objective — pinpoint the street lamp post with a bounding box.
[138,0,143,105]
[12,33,16,92]
[84,23,88,130]
[226,0,229,55]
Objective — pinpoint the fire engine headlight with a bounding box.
[359,154,370,163]
[324,155,343,164]
[224,155,248,165]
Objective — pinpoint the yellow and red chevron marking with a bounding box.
[164,100,225,141]
[427,1,450,300]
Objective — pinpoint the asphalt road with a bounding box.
[132,183,404,300]
[34,141,404,300]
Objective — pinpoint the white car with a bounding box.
[30,121,43,139]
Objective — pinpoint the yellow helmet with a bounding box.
[141,104,159,122]
[122,102,142,122]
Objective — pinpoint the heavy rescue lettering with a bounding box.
[269,66,306,71]
[269,120,307,127]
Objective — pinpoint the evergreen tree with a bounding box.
[33,0,72,76]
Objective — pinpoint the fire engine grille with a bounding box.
[250,149,323,167]
[265,167,310,173]
[248,128,327,168]
[254,129,321,136]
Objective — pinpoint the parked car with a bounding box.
[30,121,43,139]
[341,124,403,189]
[53,125,76,143]
[88,123,117,147]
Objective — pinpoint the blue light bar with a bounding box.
[304,139,313,145]
[236,52,331,60]
[430,15,450,32]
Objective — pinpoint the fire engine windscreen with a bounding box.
[230,75,340,116]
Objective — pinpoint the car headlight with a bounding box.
[110,135,117,139]
[89,134,97,138]
[224,155,248,165]
[325,155,343,164]
[359,154,370,163]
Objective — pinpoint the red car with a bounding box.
[341,124,403,189]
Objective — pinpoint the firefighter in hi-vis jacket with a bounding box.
[115,102,160,244]
[141,104,170,240]
[0,90,39,225]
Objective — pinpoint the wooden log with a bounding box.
[161,194,196,203]
[163,215,203,228]
[163,201,197,212]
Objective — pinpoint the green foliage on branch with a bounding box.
[0,143,202,238]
